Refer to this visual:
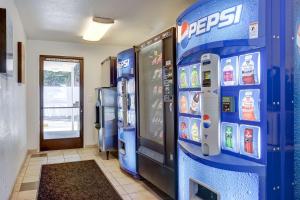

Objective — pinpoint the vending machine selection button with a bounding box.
[222,96,235,112]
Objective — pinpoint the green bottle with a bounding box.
[225,126,233,148]
[180,69,188,88]
[191,66,199,87]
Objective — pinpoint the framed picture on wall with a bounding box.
[17,42,25,83]
[0,8,14,76]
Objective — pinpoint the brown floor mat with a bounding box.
[38,160,122,200]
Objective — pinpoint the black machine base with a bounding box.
[138,153,175,199]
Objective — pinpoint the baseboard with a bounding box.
[27,149,38,154]
[9,149,33,199]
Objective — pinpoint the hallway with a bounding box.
[10,148,161,200]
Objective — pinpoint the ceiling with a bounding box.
[15,0,196,46]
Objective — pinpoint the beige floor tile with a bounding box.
[63,149,78,155]
[114,186,127,195]
[122,183,145,194]
[112,171,130,179]
[26,165,41,171]
[107,165,122,173]
[64,156,81,162]
[45,150,63,157]
[79,155,96,160]
[27,161,44,167]
[47,158,65,164]
[28,160,47,166]
[47,155,64,160]
[121,194,131,200]
[116,176,136,185]
[63,153,80,159]
[129,191,160,200]
[22,176,39,183]
[24,169,40,177]
[17,190,37,200]
[108,177,120,187]
[29,157,47,162]
[77,148,97,155]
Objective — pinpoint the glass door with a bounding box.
[40,56,83,151]
[138,41,164,148]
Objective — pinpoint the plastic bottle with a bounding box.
[225,126,233,148]
[180,68,188,88]
[191,121,199,141]
[223,59,235,86]
[241,91,256,121]
[241,55,255,84]
[191,66,200,87]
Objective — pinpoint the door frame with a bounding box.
[39,55,84,151]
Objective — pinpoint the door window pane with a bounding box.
[43,108,80,139]
[43,61,80,108]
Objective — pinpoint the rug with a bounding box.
[38,160,122,200]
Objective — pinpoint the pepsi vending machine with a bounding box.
[117,48,138,177]
[177,0,298,199]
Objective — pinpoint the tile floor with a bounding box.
[10,147,163,200]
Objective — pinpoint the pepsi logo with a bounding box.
[179,21,190,49]
[203,114,211,129]
[178,4,243,49]
[118,59,130,69]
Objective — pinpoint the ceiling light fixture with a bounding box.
[83,17,114,41]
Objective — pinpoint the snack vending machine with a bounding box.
[136,28,177,198]
[177,0,297,199]
[117,48,138,177]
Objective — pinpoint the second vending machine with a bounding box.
[117,48,138,177]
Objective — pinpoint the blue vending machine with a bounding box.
[117,48,138,177]
[177,0,298,200]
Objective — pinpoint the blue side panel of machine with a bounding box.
[118,128,137,174]
[117,48,138,176]
[293,0,300,198]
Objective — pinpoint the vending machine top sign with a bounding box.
[117,48,135,78]
[177,0,262,64]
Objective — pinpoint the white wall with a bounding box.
[26,40,128,150]
[0,0,27,199]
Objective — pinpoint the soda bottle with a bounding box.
[191,121,199,142]
[223,59,235,86]
[225,126,233,148]
[180,68,188,88]
[241,91,256,121]
[244,128,254,154]
[241,55,255,84]
[191,66,200,87]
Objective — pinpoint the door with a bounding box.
[40,55,84,151]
